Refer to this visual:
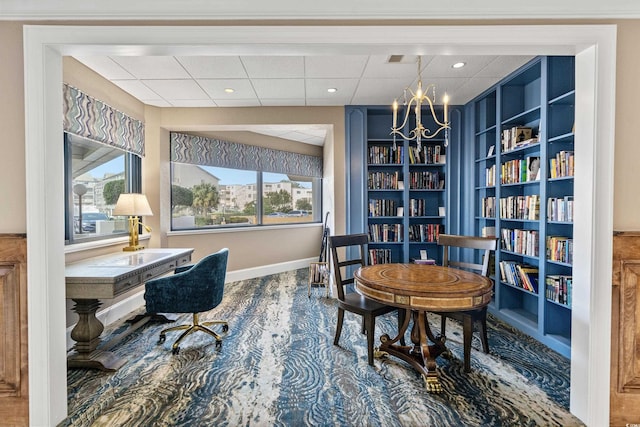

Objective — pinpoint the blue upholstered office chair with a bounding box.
[144,248,229,354]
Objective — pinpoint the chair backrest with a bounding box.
[145,247,229,314]
[188,247,229,305]
[329,233,368,301]
[437,234,497,277]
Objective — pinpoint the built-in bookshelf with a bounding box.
[470,56,574,357]
[345,105,457,265]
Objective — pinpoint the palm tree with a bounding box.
[192,182,219,216]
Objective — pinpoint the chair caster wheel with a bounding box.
[222,324,229,333]
[172,346,180,355]
[157,335,166,345]
[215,340,222,349]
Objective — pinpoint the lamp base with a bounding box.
[123,245,145,252]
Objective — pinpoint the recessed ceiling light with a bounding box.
[224,88,235,93]
[452,62,466,69]
[327,88,338,93]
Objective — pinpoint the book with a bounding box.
[481,226,496,237]
[487,145,495,157]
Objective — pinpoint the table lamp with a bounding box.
[113,193,153,251]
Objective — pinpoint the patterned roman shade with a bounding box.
[170,132,323,178]
[63,84,145,157]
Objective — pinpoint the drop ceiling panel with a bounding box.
[451,77,503,103]
[305,78,359,99]
[111,80,164,101]
[142,79,209,100]
[170,100,217,107]
[353,78,418,102]
[304,56,368,78]
[197,79,257,99]
[423,55,497,78]
[74,56,135,80]
[214,99,262,107]
[362,55,434,79]
[110,56,190,79]
[176,56,248,79]
[474,56,534,78]
[259,98,306,106]
[241,56,305,78]
[251,78,305,99]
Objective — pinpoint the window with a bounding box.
[64,133,142,244]
[169,132,323,230]
[171,165,321,229]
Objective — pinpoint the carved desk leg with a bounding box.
[67,298,126,371]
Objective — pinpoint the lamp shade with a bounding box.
[113,193,153,216]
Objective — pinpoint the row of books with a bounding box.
[368,224,403,243]
[485,164,496,187]
[499,195,540,220]
[547,236,573,265]
[408,144,445,165]
[547,196,574,222]
[499,261,539,292]
[501,228,539,257]
[408,171,445,190]
[545,275,572,306]
[369,248,393,265]
[408,198,431,217]
[480,196,496,218]
[368,145,404,165]
[501,156,541,184]
[408,224,442,243]
[368,199,398,217]
[368,171,400,190]
[549,150,574,178]
[501,126,538,153]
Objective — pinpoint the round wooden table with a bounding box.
[354,263,493,392]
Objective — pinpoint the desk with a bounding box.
[65,248,194,371]
[354,263,492,392]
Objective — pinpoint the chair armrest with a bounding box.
[174,264,194,274]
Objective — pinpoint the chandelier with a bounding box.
[390,56,450,151]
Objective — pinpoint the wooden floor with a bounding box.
[0,397,28,427]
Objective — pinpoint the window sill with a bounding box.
[167,222,322,237]
[64,233,151,254]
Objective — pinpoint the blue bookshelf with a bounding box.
[469,56,574,357]
[345,105,462,265]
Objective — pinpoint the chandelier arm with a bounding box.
[393,99,417,132]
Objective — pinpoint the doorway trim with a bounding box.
[23,24,616,426]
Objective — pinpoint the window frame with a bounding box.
[64,132,142,245]
[169,163,322,231]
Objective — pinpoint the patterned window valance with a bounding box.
[170,132,323,178]
[63,84,145,157]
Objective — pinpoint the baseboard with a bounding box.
[66,256,319,350]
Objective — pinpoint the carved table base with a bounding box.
[378,308,447,392]
[68,299,176,371]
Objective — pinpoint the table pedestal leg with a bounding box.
[67,298,126,371]
[379,309,447,392]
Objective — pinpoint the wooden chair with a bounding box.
[329,233,404,366]
[435,234,497,372]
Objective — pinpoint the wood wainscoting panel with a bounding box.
[611,232,640,426]
[0,234,28,426]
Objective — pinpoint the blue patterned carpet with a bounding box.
[64,269,584,426]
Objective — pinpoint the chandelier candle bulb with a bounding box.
[393,100,398,128]
[443,93,449,124]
